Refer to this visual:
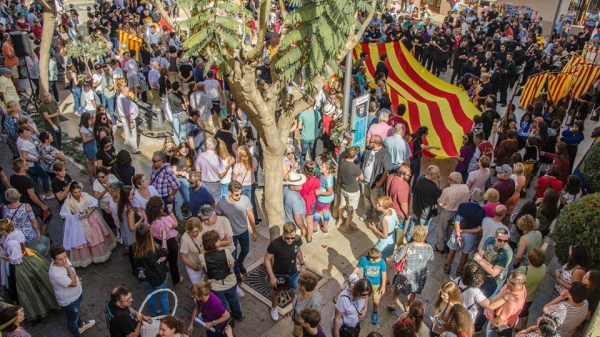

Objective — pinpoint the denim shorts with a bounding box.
[447,231,477,254]
[274,271,299,292]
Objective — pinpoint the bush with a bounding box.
[554,193,600,268]
[583,142,600,193]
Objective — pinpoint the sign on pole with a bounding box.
[350,93,370,151]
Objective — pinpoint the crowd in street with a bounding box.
[0,0,598,336]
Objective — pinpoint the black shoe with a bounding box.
[181,209,189,218]
[256,219,262,226]
[240,266,247,275]
[434,247,446,254]
[500,104,507,107]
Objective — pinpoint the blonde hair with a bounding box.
[513,162,525,175]
[237,146,252,171]
[185,217,203,233]
[216,139,228,160]
[283,222,296,234]
[484,188,499,203]
[412,225,428,243]
[0,219,15,233]
[377,196,393,209]
[434,281,463,310]
[516,214,536,232]
[191,282,212,296]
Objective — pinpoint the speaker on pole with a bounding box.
[9,31,32,58]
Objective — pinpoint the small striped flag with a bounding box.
[118,31,143,60]
[547,73,573,103]
[570,64,600,99]
[519,72,548,108]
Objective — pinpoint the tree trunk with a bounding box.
[261,136,285,239]
[36,2,56,99]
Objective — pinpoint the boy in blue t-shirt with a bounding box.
[352,247,387,324]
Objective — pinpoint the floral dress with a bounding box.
[393,243,434,295]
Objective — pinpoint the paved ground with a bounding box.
[8,4,598,335]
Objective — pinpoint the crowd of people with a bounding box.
[0,0,597,336]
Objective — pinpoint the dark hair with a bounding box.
[406,299,425,332]
[0,306,21,332]
[175,142,195,164]
[145,196,165,224]
[464,132,476,150]
[229,180,242,193]
[411,126,429,140]
[117,185,134,223]
[172,81,180,91]
[538,314,560,336]
[298,272,319,292]
[392,317,417,337]
[567,244,589,270]
[507,129,517,138]
[115,150,132,168]
[221,117,232,131]
[460,262,485,288]
[49,245,67,259]
[443,304,473,336]
[586,270,600,291]
[39,131,51,143]
[350,278,372,300]
[69,181,82,193]
[539,189,559,221]
[202,230,220,252]
[565,175,581,195]
[527,247,545,267]
[79,112,93,128]
[96,166,109,176]
[99,136,113,150]
[110,286,130,303]
[569,282,589,303]
[299,308,321,328]
[396,103,406,116]
[555,142,568,160]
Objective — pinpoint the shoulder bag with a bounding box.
[339,295,361,337]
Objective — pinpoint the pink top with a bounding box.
[367,123,393,141]
[300,176,320,214]
[483,202,500,218]
[150,216,178,240]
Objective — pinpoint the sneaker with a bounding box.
[313,228,319,234]
[371,312,378,324]
[320,226,329,235]
[236,286,245,298]
[239,266,247,275]
[256,219,263,226]
[270,307,279,321]
[181,208,189,218]
[79,320,96,334]
[359,214,369,221]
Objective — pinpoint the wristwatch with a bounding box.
[212,320,216,325]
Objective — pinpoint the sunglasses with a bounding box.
[283,236,295,241]
[496,238,508,243]
[152,159,162,163]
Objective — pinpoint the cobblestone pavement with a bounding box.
[8,49,593,337]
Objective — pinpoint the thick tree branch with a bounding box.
[278,0,287,20]
[151,0,176,30]
[245,0,271,61]
[335,0,378,64]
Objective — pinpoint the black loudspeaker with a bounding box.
[9,31,32,58]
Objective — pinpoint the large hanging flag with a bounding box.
[519,72,548,108]
[354,42,481,158]
[547,73,573,103]
[570,64,600,99]
[118,31,143,60]
[562,53,590,75]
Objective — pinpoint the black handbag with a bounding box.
[339,295,361,337]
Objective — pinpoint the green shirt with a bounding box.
[39,100,59,129]
[297,109,320,141]
[481,236,514,288]
[516,264,547,302]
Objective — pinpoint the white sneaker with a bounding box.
[236,286,245,298]
[79,320,96,334]
[270,307,279,321]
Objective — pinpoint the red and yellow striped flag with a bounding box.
[562,53,590,75]
[547,73,573,102]
[519,72,548,108]
[353,42,481,158]
[571,64,600,98]
[118,31,142,60]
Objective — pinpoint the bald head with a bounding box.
[448,172,462,184]
[370,135,383,149]
[494,205,507,218]
[426,165,440,180]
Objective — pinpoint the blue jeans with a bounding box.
[110,36,119,53]
[178,177,190,211]
[104,95,116,123]
[142,279,169,316]
[232,230,250,282]
[300,138,317,167]
[28,162,50,194]
[71,87,82,115]
[62,293,83,337]
[171,114,187,145]
[242,184,259,221]
[213,285,243,320]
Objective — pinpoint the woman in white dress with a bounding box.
[60,182,116,268]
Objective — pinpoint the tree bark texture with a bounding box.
[36,1,56,99]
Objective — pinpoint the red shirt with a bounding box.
[533,176,563,200]
[388,115,409,133]
[322,114,335,135]
[386,174,411,218]
[33,26,43,40]
[478,141,494,158]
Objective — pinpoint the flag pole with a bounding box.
[502,44,536,126]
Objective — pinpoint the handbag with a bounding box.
[393,244,410,272]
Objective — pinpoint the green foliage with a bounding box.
[583,142,600,193]
[64,33,111,75]
[181,0,373,91]
[554,193,600,268]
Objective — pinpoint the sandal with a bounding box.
[386,304,396,311]
[456,268,463,276]
[443,263,450,275]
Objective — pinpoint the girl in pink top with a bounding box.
[145,196,183,285]
[299,162,320,242]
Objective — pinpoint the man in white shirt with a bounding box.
[543,282,589,337]
[110,59,124,81]
[91,63,104,103]
[123,52,140,98]
[147,25,162,45]
[148,61,161,110]
[49,245,96,336]
[116,86,141,154]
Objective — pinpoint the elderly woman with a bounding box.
[3,189,50,257]
[482,188,500,218]
[388,225,434,311]
[513,215,542,267]
[38,131,66,180]
[291,272,323,337]
[283,144,299,181]
[179,217,204,284]
[60,182,116,267]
